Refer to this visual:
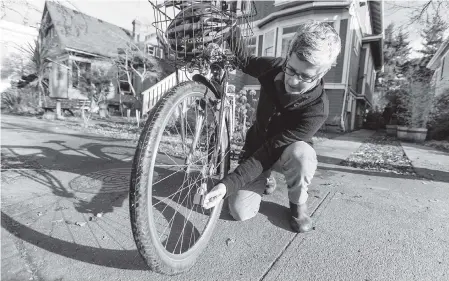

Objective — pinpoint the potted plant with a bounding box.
[383,91,404,136]
[397,75,434,142]
[385,113,398,136]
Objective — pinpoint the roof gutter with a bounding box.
[257,1,350,28]
[64,47,110,59]
[339,4,354,132]
[427,39,449,69]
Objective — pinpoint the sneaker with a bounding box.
[264,175,277,195]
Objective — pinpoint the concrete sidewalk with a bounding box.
[314,129,376,165]
[2,115,448,281]
[401,142,449,183]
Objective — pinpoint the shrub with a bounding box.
[427,88,449,140]
[363,110,385,130]
[428,120,449,140]
[1,86,42,115]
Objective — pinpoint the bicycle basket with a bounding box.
[150,0,257,68]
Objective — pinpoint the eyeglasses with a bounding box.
[282,63,322,83]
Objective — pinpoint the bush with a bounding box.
[427,89,449,140]
[363,110,385,130]
[1,86,43,115]
[428,120,449,140]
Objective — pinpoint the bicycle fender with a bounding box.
[192,74,223,99]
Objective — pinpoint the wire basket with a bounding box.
[150,0,257,70]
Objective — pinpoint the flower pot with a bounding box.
[407,127,428,143]
[386,125,398,136]
[397,126,409,141]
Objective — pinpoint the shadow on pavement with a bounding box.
[318,155,449,183]
[259,201,292,231]
[1,141,212,268]
[1,212,148,270]
[1,121,131,143]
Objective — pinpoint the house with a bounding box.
[143,32,165,59]
[38,1,173,111]
[230,0,384,131]
[427,37,449,97]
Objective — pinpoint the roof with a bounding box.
[427,37,449,70]
[362,34,383,71]
[368,1,383,36]
[44,1,133,58]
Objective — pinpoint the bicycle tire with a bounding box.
[129,81,230,275]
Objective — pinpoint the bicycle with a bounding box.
[129,0,256,275]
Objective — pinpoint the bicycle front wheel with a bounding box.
[129,81,230,275]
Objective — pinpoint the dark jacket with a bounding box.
[220,32,329,197]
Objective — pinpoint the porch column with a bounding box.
[67,56,73,90]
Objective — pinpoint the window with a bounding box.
[147,45,164,58]
[72,62,79,88]
[72,61,90,88]
[279,21,335,60]
[280,35,293,58]
[231,0,252,16]
[147,45,155,56]
[353,34,361,56]
[371,70,376,92]
[263,29,275,57]
[44,25,54,38]
[247,36,257,56]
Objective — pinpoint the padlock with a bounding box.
[193,182,207,205]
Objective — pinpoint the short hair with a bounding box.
[287,20,342,67]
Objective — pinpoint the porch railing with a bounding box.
[141,71,236,138]
[141,70,189,115]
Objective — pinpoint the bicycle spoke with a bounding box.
[153,172,204,209]
[157,171,202,244]
[152,169,183,186]
[153,168,190,234]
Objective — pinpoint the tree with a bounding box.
[388,1,449,24]
[0,52,33,80]
[397,68,435,128]
[113,41,166,126]
[418,14,448,58]
[375,23,412,119]
[115,42,162,98]
[15,39,51,107]
[78,62,116,119]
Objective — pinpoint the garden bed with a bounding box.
[340,132,415,175]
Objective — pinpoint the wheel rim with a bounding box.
[147,91,229,258]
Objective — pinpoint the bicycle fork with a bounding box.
[190,95,229,206]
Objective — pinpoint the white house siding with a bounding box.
[434,51,449,97]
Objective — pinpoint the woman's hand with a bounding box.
[202,183,227,209]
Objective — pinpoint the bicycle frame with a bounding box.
[181,65,231,180]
